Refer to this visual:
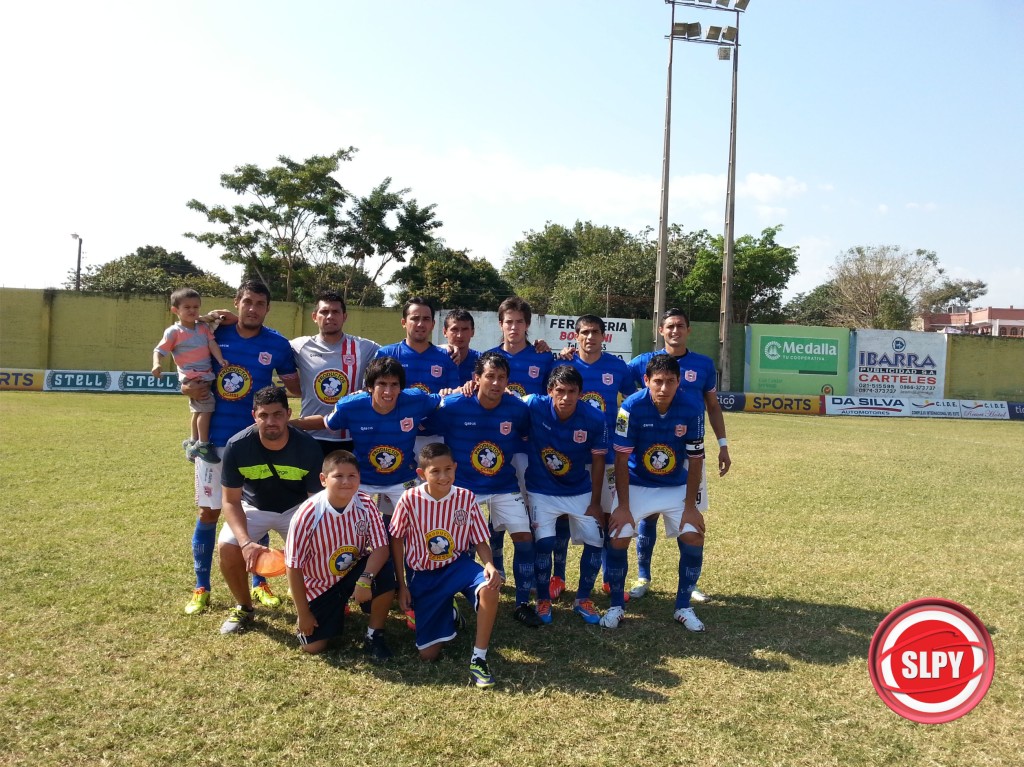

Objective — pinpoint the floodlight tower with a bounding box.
[71,233,83,291]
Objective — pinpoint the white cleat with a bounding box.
[600,605,625,629]
[673,607,705,632]
[628,578,651,599]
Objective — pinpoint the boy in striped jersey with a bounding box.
[286,450,396,659]
[391,443,503,688]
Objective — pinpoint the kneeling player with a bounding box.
[604,355,707,631]
[391,443,503,687]
[285,450,396,659]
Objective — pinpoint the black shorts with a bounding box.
[300,558,398,645]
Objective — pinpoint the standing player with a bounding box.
[441,308,480,385]
[523,365,609,625]
[391,443,502,687]
[604,356,706,630]
[216,386,323,634]
[625,308,730,602]
[290,290,380,456]
[180,280,299,616]
[375,296,460,395]
[426,351,544,628]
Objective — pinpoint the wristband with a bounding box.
[355,580,372,590]
[241,540,254,549]
[361,572,376,581]
[718,438,728,448]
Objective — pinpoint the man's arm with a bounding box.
[472,540,503,589]
[607,450,633,538]
[353,545,390,604]
[704,391,731,477]
[222,486,262,570]
[290,415,330,431]
[151,350,164,377]
[586,452,606,521]
[392,537,412,612]
[681,453,706,534]
[287,566,317,637]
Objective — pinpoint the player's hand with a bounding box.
[533,339,552,354]
[681,505,705,535]
[242,542,266,572]
[353,582,373,604]
[397,584,412,612]
[718,447,731,477]
[556,345,576,361]
[296,610,318,637]
[448,345,466,366]
[607,504,633,539]
[584,502,605,523]
[151,367,162,378]
[459,380,477,397]
[483,563,504,590]
[180,377,211,401]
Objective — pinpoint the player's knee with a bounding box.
[301,640,328,654]
[679,531,704,546]
[609,535,631,550]
[419,645,443,662]
[198,507,220,524]
[509,531,532,543]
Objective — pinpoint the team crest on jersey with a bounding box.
[412,382,430,393]
[615,410,629,436]
[528,365,540,378]
[329,545,360,576]
[582,392,606,411]
[573,429,587,444]
[314,369,348,404]
[425,529,455,561]
[684,369,697,382]
[343,354,355,365]
[369,445,402,473]
[355,517,369,535]
[400,417,414,432]
[453,508,468,526]
[499,421,512,435]
[602,373,614,385]
[431,365,442,378]
[541,447,571,476]
[675,424,687,437]
[643,444,677,475]
[471,441,504,476]
[216,364,252,401]
[258,352,272,366]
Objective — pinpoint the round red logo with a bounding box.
[868,598,994,723]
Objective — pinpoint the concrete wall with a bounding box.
[946,335,1024,400]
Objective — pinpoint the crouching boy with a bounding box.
[390,443,503,687]
[285,450,397,660]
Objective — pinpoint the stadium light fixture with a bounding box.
[71,233,83,291]
[706,26,723,41]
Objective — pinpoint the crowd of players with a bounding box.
[157,279,731,687]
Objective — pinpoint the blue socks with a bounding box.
[553,515,570,580]
[192,520,216,590]
[512,539,536,606]
[534,536,555,601]
[251,533,270,588]
[675,540,704,610]
[636,517,657,581]
[604,546,628,608]
[576,543,603,600]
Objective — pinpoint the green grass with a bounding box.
[1,392,1022,767]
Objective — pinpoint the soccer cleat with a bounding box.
[674,607,706,632]
[193,441,220,464]
[362,632,393,663]
[183,438,197,463]
[548,576,566,600]
[572,599,601,625]
[599,605,625,629]
[453,599,466,631]
[536,599,553,625]
[628,578,651,599]
[220,605,254,634]
[469,656,496,688]
[601,582,630,602]
[184,587,210,615]
[251,582,282,608]
[690,588,711,604]
[404,609,416,630]
[513,603,544,629]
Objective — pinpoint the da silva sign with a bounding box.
[851,330,946,398]
[745,325,849,396]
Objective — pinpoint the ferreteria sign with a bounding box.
[746,325,850,396]
[851,330,947,398]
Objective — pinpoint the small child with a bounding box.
[285,450,396,659]
[152,288,227,463]
[390,442,503,688]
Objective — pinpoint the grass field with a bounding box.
[1,392,1022,767]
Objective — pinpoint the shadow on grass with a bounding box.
[250,590,886,701]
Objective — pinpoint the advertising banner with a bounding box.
[0,369,45,391]
[716,392,745,412]
[851,330,946,397]
[901,399,961,418]
[1007,401,1024,421]
[43,370,182,394]
[744,394,823,415]
[825,396,910,417]
[959,401,1010,420]
[745,325,849,395]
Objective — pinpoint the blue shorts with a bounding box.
[299,558,397,646]
[406,555,486,650]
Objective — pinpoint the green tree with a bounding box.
[549,231,656,318]
[919,278,988,312]
[66,246,234,296]
[784,281,838,325]
[390,243,512,310]
[828,245,941,329]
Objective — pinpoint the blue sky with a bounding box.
[2,0,1022,309]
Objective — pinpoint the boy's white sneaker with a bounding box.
[673,607,705,632]
[600,605,625,629]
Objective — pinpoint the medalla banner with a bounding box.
[745,325,849,395]
[851,330,946,398]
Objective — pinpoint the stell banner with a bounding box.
[851,330,946,398]
[43,370,182,394]
[745,325,849,396]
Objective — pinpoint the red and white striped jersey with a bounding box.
[286,490,389,600]
[389,485,489,572]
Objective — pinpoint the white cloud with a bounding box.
[906,202,938,212]
[738,173,808,202]
[878,204,889,215]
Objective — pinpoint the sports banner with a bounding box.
[1007,401,1024,421]
[745,325,849,396]
[716,392,745,412]
[959,401,1010,420]
[744,394,823,415]
[851,330,946,398]
[825,396,910,417]
[0,369,44,391]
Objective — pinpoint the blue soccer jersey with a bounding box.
[613,388,704,488]
[523,395,608,497]
[375,341,459,394]
[487,344,554,397]
[209,325,298,446]
[628,349,717,433]
[454,348,481,385]
[324,389,441,485]
[568,352,636,433]
[426,392,529,495]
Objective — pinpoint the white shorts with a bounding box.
[612,485,704,540]
[194,447,227,509]
[684,458,710,513]
[529,492,603,547]
[364,479,419,516]
[217,504,299,546]
[414,435,443,459]
[590,464,617,514]
[478,492,530,535]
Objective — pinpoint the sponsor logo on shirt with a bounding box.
[471,441,504,476]
[643,444,677,476]
[314,369,348,404]
[216,364,252,402]
[582,392,606,411]
[369,445,403,473]
[426,529,455,561]
[330,545,360,576]
[541,448,571,476]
